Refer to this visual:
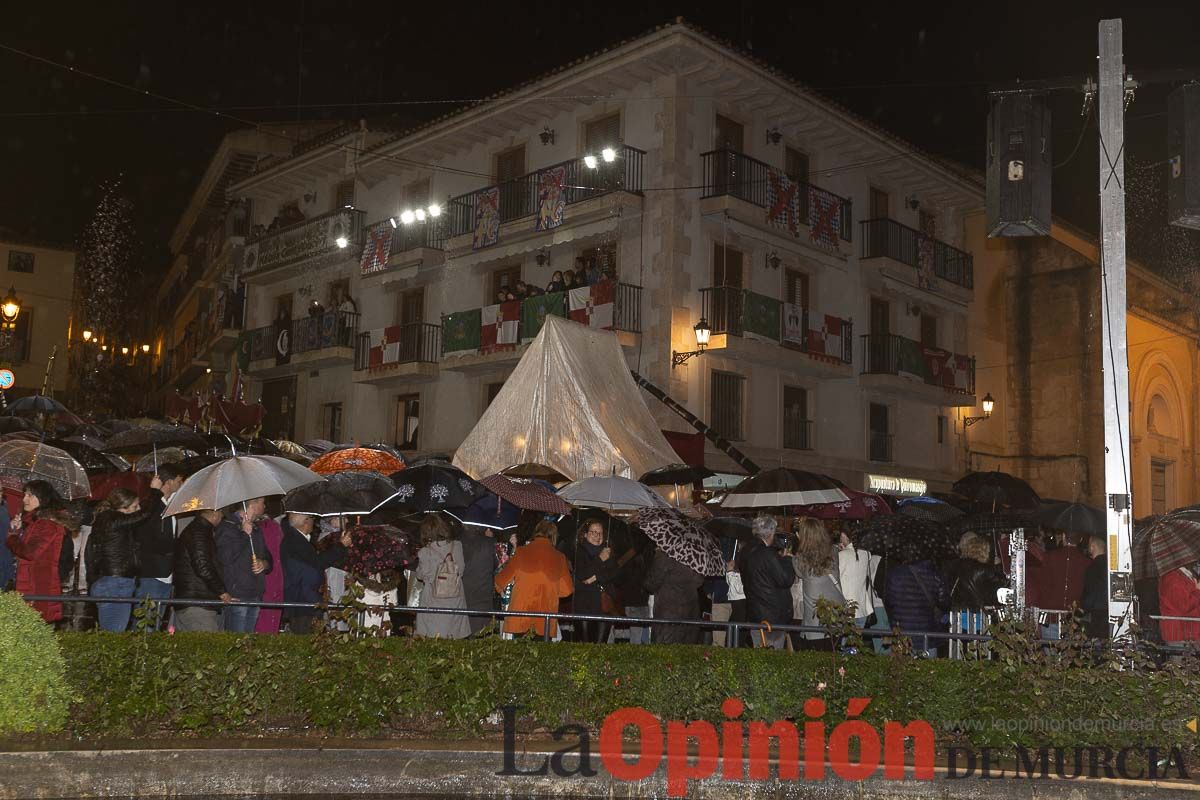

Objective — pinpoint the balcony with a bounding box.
[859,218,973,291]
[352,322,441,386]
[860,333,976,407]
[783,413,813,451]
[869,432,894,463]
[245,310,360,377]
[360,218,447,280]
[196,289,246,357]
[440,281,642,373]
[699,149,852,245]
[445,145,644,244]
[241,208,366,282]
[698,286,853,372]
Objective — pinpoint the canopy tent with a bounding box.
[452,315,678,481]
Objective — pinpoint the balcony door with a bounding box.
[783,386,811,450]
[262,377,297,441]
[920,312,938,348]
[869,402,891,462]
[397,288,425,362]
[495,145,527,222]
[869,298,890,373]
[584,113,622,195]
[714,114,745,198]
[712,243,744,335]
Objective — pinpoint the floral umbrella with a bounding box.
[0,440,91,500]
[857,514,956,564]
[632,507,725,576]
[339,524,415,593]
[311,447,406,476]
[793,489,892,520]
[385,462,485,512]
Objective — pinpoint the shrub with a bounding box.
[0,592,74,734]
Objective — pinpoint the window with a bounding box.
[937,414,947,445]
[785,148,810,185]
[584,113,621,152]
[576,242,618,281]
[785,269,809,309]
[395,394,420,451]
[869,298,890,334]
[714,114,744,150]
[398,288,425,325]
[710,371,745,441]
[495,146,527,221]
[920,313,938,348]
[327,279,350,311]
[491,266,522,302]
[1151,460,1169,516]
[783,386,811,450]
[485,380,505,410]
[713,243,744,287]
[0,308,32,362]
[333,179,355,210]
[7,251,34,273]
[404,178,430,208]
[870,187,890,219]
[322,402,343,442]
[869,403,892,462]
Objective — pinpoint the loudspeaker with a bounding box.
[1168,84,1200,230]
[986,93,1052,237]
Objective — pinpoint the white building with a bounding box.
[196,22,990,494]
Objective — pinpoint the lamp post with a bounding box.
[672,318,712,369]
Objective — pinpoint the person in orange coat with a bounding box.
[6,480,67,624]
[494,520,573,639]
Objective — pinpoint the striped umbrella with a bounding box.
[480,473,572,514]
[1133,508,1200,581]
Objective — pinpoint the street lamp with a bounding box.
[964,392,996,427]
[672,318,712,369]
[82,330,93,342]
[0,287,21,329]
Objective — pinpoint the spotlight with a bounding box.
[415,208,427,222]
[389,217,398,229]
[142,344,150,353]
[601,147,616,163]
[335,236,349,249]
[584,154,598,169]
[121,346,129,355]
[400,209,416,225]
[427,203,442,218]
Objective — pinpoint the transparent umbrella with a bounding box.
[164,455,322,516]
[0,440,91,499]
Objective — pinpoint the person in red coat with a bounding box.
[1026,531,1090,642]
[1158,565,1200,647]
[5,480,67,623]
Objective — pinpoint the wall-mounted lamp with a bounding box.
[766,251,781,270]
[120,346,129,356]
[963,392,995,428]
[535,249,549,267]
[539,126,555,146]
[906,194,921,210]
[766,127,783,145]
[672,318,712,369]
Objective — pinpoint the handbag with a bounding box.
[725,542,745,601]
[432,552,462,600]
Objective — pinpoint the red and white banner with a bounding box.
[568,280,615,329]
[364,326,404,369]
[481,301,520,353]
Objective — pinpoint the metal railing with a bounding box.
[354,322,442,370]
[783,414,813,450]
[860,333,976,394]
[869,431,894,462]
[447,145,645,238]
[245,310,361,363]
[242,208,366,275]
[393,219,446,253]
[700,148,853,242]
[859,218,973,290]
[698,286,854,364]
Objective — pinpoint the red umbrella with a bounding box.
[793,489,893,520]
[310,447,406,476]
[481,473,572,514]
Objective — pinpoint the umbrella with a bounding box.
[163,455,322,516]
[272,439,308,456]
[329,441,408,462]
[0,416,40,435]
[480,473,572,514]
[558,475,670,511]
[897,496,965,523]
[302,439,336,454]
[311,447,406,476]
[1030,501,1107,536]
[953,471,1040,510]
[45,438,121,474]
[133,447,193,473]
[385,463,485,512]
[500,462,570,484]
[447,491,522,531]
[857,514,956,564]
[720,467,847,509]
[104,425,209,454]
[283,470,397,517]
[639,463,716,486]
[0,440,91,500]
[5,395,71,415]
[1,431,42,442]
[1132,508,1200,580]
[632,507,725,576]
[794,489,892,520]
[704,515,753,541]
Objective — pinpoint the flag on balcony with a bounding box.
[924,349,971,391]
[765,168,800,236]
[808,186,841,250]
[443,309,482,357]
[568,280,615,329]
[482,301,520,353]
[807,314,847,359]
[535,165,567,231]
[359,221,393,275]
[236,331,252,373]
[473,187,501,249]
[783,303,806,345]
[896,337,926,382]
[521,291,566,341]
[741,290,780,343]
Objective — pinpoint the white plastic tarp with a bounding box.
[452,315,679,481]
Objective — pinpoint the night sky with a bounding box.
[2,1,1197,276]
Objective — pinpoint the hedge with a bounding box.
[0,593,74,734]
[53,627,1200,752]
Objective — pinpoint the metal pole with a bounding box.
[1098,19,1134,639]
[40,345,56,397]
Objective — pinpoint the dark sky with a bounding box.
[2,1,1197,275]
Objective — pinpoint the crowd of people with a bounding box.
[494,257,614,304]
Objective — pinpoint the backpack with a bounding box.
[432,551,462,600]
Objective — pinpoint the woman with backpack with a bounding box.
[413,513,471,639]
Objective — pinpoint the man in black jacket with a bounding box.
[459,525,497,635]
[280,513,349,634]
[173,509,230,632]
[136,463,188,627]
[739,516,795,649]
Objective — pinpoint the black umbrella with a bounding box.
[46,438,121,474]
[639,463,716,486]
[386,463,485,512]
[103,425,209,454]
[0,416,40,435]
[6,395,71,414]
[857,515,956,564]
[303,439,336,454]
[703,515,754,541]
[720,467,847,509]
[284,470,397,517]
[1030,501,1106,536]
[952,471,1040,510]
[896,496,965,524]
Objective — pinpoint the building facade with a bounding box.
[0,235,75,397]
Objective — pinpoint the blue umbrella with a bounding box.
[448,490,521,530]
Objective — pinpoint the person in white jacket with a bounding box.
[837,530,885,652]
